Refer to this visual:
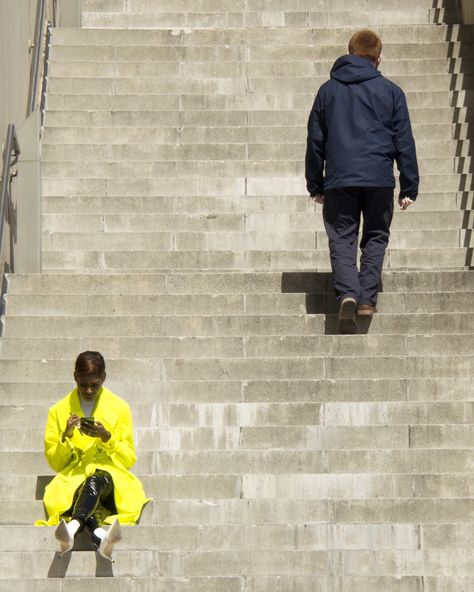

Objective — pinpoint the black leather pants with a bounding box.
[71,470,115,532]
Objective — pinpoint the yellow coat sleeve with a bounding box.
[101,401,137,469]
[44,405,75,473]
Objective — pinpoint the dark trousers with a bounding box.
[70,470,115,533]
[323,187,394,305]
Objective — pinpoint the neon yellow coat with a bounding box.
[35,386,150,526]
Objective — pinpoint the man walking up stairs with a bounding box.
[0,0,473,589]
[305,28,419,334]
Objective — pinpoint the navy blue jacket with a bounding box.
[305,54,419,200]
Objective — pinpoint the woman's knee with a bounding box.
[82,474,102,496]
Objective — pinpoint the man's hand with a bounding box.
[79,419,111,443]
[399,197,414,210]
[310,194,324,205]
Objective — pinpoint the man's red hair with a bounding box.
[348,29,382,62]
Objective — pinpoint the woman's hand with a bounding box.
[79,420,111,443]
[62,414,81,441]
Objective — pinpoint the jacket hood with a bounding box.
[330,54,381,84]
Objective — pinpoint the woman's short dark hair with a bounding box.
[74,351,106,377]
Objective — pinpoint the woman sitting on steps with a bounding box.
[35,351,150,562]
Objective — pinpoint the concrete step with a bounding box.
[47,42,474,63]
[39,161,472,181]
[80,9,454,29]
[39,210,473,233]
[3,524,474,560]
[4,398,474,429]
[81,0,457,15]
[40,175,473,197]
[0,575,448,592]
[39,138,467,164]
[0,548,155,578]
[41,109,469,130]
[4,445,474,475]
[3,311,474,338]
[6,546,474,579]
[8,270,474,294]
[45,73,474,95]
[47,58,466,79]
[1,314,325,338]
[40,192,465,214]
[0,450,149,474]
[40,157,469,178]
[7,496,474,526]
[6,286,474,313]
[40,125,470,147]
[40,229,474,252]
[1,377,473,404]
[0,353,473,382]
[51,25,474,46]
[40,230,317,252]
[1,333,473,359]
[39,161,469,186]
[0,424,420,453]
[39,248,471,272]
[44,90,464,111]
[6,423,474,452]
[0,523,428,551]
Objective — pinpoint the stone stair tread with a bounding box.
[4,312,474,337]
[7,270,474,293]
[4,424,474,452]
[0,377,472,405]
[45,76,474,96]
[5,290,474,310]
[44,91,464,111]
[1,334,473,359]
[38,230,473,252]
[38,195,467,214]
[40,252,473,274]
[0,355,473,382]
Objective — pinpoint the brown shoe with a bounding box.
[357,304,377,316]
[338,297,357,334]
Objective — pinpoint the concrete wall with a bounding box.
[461,0,474,23]
[0,0,37,144]
[0,1,81,273]
[0,0,81,144]
[0,1,37,273]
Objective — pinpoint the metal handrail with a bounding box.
[0,124,21,273]
[27,0,47,117]
[51,0,58,27]
[27,0,58,118]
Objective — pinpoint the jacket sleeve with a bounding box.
[305,90,326,196]
[44,406,75,473]
[393,89,419,200]
[101,402,137,469]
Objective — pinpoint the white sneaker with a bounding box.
[97,518,122,562]
[55,519,74,556]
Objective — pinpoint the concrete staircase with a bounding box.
[1,0,473,589]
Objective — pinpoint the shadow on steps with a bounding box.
[36,476,152,577]
[442,17,474,268]
[280,272,374,335]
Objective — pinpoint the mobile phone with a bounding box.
[80,417,95,428]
